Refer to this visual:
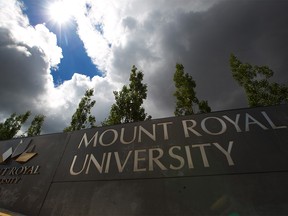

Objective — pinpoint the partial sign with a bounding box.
[0,133,69,215]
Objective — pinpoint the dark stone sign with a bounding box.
[0,105,288,215]
[0,133,69,215]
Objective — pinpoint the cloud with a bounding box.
[0,0,116,133]
[0,2,56,109]
[0,1,60,131]
[77,0,288,117]
[39,73,116,132]
[0,0,288,135]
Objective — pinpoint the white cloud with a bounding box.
[61,0,228,120]
[0,1,62,68]
[0,0,118,133]
[70,0,222,75]
[0,0,287,135]
[72,0,288,120]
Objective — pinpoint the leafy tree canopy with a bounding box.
[230,54,288,107]
[103,65,151,125]
[64,89,96,132]
[27,114,45,137]
[0,111,30,140]
[0,112,46,140]
[173,63,211,116]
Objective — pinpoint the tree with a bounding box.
[27,114,45,137]
[230,54,288,107]
[173,63,211,116]
[0,112,46,140]
[0,111,30,140]
[64,89,96,132]
[104,65,151,125]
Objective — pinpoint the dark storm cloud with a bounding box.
[0,28,49,115]
[1,0,287,135]
[145,0,288,116]
[122,16,138,30]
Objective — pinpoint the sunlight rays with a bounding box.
[48,0,76,26]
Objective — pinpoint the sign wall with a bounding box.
[1,105,288,215]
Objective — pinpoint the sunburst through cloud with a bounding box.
[48,0,76,26]
[0,0,287,135]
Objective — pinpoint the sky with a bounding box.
[0,0,288,134]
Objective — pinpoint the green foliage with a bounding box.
[0,111,30,140]
[64,89,96,132]
[230,54,288,107]
[27,114,45,137]
[197,100,211,114]
[173,63,211,116]
[103,65,151,125]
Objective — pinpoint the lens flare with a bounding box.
[48,0,75,25]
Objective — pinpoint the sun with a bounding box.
[48,0,75,25]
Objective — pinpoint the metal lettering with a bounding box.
[213,141,234,166]
[133,149,147,172]
[169,146,185,170]
[184,146,194,169]
[99,129,118,146]
[70,154,89,175]
[148,148,167,171]
[114,151,132,173]
[78,132,98,148]
[157,122,173,140]
[182,120,202,137]
[223,114,242,132]
[192,144,211,167]
[138,125,156,142]
[85,153,107,174]
[245,113,268,131]
[261,111,287,129]
[201,117,227,135]
[120,127,137,144]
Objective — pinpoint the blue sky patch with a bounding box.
[23,0,102,86]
